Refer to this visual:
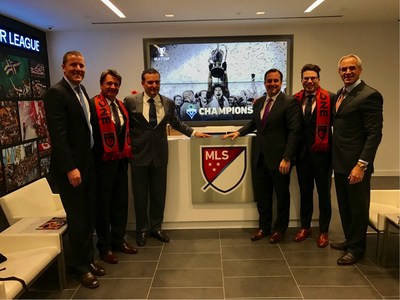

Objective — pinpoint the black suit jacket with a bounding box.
[239,92,302,170]
[124,92,194,167]
[44,78,94,179]
[332,80,383,174]
[297,91,335,164]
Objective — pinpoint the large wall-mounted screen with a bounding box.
[143,35,293,127]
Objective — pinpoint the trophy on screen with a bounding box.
[208,44,227,79]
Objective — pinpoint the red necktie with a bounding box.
[262,98,273,128]
[336,89,347,112]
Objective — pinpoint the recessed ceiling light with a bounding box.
[304,0,325,13]
[256,11,266,15]
[165,14,175,18]
[100,0,126,18]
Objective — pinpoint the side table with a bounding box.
[381,214,400,267]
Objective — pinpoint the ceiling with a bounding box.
[0,0,398,32]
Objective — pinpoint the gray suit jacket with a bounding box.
[124,92,194,167]
[332,80,383,174]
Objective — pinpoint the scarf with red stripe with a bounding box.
[93,94,132,161]
[294,88,331,152]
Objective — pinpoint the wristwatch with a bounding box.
[357,161,367,171]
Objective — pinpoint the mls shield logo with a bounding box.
[103,132,116,149]
[201,146,247,194]
[186,104,197,119]
[317,125,328,140]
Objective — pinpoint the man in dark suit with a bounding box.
[124,68,210,246]
[331,54,383,265]
[90,69,138,265]
[293,64,335,248]
[223,69,302,243]
[44,51,104,288]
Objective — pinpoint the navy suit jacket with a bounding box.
[332,80,383,174]
[124,92,194,167]
[44,78,94,180]
[239,92,302,170]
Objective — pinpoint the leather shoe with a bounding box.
[100,250,118,264]
[337,252,361,265]
[293,228,312,242]
[330,241,347,251]
[79,272,99,289]
[150,230,170,243]
[89,262,105,276]
[269,231,284,244]
[136,232,147,247]
[317,233,329,248]
[113,242,138,254]
[250,229,267,241]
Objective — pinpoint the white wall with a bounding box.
[46,20,399,176]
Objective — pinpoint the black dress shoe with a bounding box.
[100,250,118,264]
[330,241,347,251]
[337,252,361,265]
[79,272,99,289]
[89,262,106,276]
[269,231,284,244]
[113,242,138,254]
[136,232,147,247]
[150,230,170,243]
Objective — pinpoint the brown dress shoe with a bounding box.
[269,232,284,244]
[250,229,267,241]
[317,233,329,248]
[79,272,99,289]
[337,252,361,265]
[89,262,106,276]
[100,250,118,264]
[293,228,312,242]
[113,242,138,254]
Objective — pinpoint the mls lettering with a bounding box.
[205,150,229,160]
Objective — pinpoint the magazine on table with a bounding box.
[36,217,67,230]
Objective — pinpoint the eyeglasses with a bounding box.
[340,66,358,72]
[302,77,319,82]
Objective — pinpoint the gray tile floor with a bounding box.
[21,177,399,299]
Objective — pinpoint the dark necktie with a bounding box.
[148,98,157,128]
[111,102,121,134]
[336,88,347,112]
[262,98,273,128]
[304,95,313,122]
[75,85,93,147]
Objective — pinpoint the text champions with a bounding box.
[0,28,40,52]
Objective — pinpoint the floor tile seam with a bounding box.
[297,284,379,287]
[156,267,223,270]
[278,243,305,300]
[223,275,294,278]
[99,276,154,280]
[161,251,221,254]
[364,274,400,278]
[147,243,165,299]
[289,266,359,269]
[222,258,285,261]
[354,264,386,299]
[149,286,223,289]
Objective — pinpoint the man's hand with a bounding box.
[348,164,365,184]
[279,159,291,175]
[222,131,240,141]
[194,131,211,138]
[67,168,82,187]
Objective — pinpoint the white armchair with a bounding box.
[0,233,62,299]
[0,178,65,225]
[369,190,400,231]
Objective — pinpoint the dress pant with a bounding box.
[253,156,291,233]
[55,170,96,274]
[130,162,167,233]
[334,169,372,257]
[95,159,128,253]
[296,151,332,232]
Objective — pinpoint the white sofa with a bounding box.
[0,233,62,299]
[0,178,65,225]
[369,189,400,231]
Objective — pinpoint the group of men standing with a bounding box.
[224,54,383,265]
[44,50,382,290]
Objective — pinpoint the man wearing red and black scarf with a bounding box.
[293,64,335,248]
